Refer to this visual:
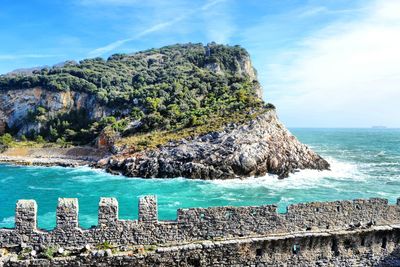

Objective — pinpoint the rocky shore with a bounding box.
[0,147,109,168]
[0,110,330,179]
[0,155,88,167]
[101,109,330,179]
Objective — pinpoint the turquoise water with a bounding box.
[0,128,399,230]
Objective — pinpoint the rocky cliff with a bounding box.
[0,43,330,179]
[0,87,108,136]
[102,109,329,179]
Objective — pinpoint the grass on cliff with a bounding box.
[0,133,66,153]
[1,43,266,146]
[116,108,267,152]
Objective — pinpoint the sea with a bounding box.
[0,128,399,230]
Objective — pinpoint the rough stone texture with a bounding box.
[56,198,79,229]
[2,226,400,266]
[15,200,37,233]
[98,198,118,227]
[0,120,5,135]
[1,196,400,250]
[138,196,158,223]
[105,109,330,179]
[204,45,262,99]
[2,197,400,266]
[0,88,109,136]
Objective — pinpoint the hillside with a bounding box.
[0,43,329,179]
[0,43,267,147]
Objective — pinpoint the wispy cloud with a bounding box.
[88,0,227,57]
[201,0,234,44]
[0,54,62,61]
[297,6,366,18]
[79,0,141,6]
[201,0,225,11]
[263,0,400,127]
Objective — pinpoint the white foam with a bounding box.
[28,186,61,191]
[209,157,363,190]
[0,216,14,227]
[0,176,14,183]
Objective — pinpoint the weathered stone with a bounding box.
[96,250,105,258]
[15,200,37,233]
[98,198,118,227]
[105,110,330,179]
[105,249,112,257]
[2,196,400,266]
[56,198,79,229]
[138,196,157,223]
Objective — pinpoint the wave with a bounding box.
[0,176,15,183]
[28,186,61,191]
[375,151,386,157]
[0,216,14,227]
[208,157,363,190]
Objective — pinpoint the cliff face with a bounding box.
[205,53,262,98]
[0,87,108,136]
[103,109,329,179]
[0,43,330,179]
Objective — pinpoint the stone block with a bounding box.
[15,200,37,233]
[138,195,158,223]
[98,198,119,227]
[56,198,79,229]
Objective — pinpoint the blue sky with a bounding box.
[0,0,399,127]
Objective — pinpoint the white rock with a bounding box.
[105,249,113,257]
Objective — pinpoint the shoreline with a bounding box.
[0,146,110,168]
[0,155,92,168]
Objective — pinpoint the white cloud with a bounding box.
[201,0,234,44]
[79,0,141,6]
[0,54,62,61]
[265,0,400,127]
[88,0,228,57]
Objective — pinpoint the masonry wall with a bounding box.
[0,120,5,135]
[1,196,400,249]
[4,227,400,266]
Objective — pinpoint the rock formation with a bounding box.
[0,88,109,136]
[0,43,330,179]
[103,109,329,179]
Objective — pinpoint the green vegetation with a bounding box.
[0,43,273,147]
[144,245,157,253]
[41,247,57,260]
[0,133,13,147]
[0,133,63,152]
[96,241,114,250]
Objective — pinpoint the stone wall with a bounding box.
[1,196,400,249]
[0,120,5,135]
[3,226,400,266]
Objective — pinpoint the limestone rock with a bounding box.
[104,109,330,179]
[0,87,110,136]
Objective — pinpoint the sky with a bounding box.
[0,0,399,127]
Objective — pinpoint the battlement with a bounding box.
[1,196,400,248]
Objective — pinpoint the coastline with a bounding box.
[0,155,91,167]
[0,146,110,168]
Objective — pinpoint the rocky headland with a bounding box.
[0,43,330,179]
[102,109,329,179]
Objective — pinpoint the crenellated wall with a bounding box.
[1,196,400,249]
